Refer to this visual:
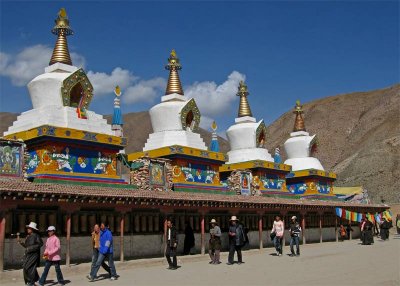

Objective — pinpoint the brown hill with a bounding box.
[1,84,399,203]
[265,84,400,204]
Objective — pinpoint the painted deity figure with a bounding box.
[51,147,73,172]
[93,152,112,174]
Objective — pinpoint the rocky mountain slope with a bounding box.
[1,84,399,203]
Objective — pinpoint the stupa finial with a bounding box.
[165,49,184,95]
[49,8,74,66]
[293,100,306,132]
[237,81,253,117]
[112,86,123,137]
[209,121,219,152]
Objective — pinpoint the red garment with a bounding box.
[44,235,61,261]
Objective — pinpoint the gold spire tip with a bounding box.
[236,81,252,117]
[165,49,184,95]
[49,8,73,66]
[114,86,121,97]
[293,100,306,132]
[211,121,217,131]
[52,8,73,35]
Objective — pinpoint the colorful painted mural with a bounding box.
[240,172,251,195]
[149,162,165,186]
[172,163,220,185]
[287,180,332,195]
[0,141,23,177]
[26,143,118,178]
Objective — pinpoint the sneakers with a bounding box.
[227,262,233,265]
[86,275,94,282]
[110,276,117,281]
[289,253,295,257]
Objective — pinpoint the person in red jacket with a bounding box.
[38,226,65,286]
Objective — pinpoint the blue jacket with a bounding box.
[99,228,113,254]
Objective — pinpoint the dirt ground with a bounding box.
[1,231,399,286]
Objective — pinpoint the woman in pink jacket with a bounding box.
[38,226,65,286]
[271,215,284,256]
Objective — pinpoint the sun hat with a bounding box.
[47,226,56,232]
[26,222,38,231]
[229,216,239,221]
[210,219,217,224]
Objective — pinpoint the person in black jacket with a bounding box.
[227,216,245,265]
[165,218,179,270]
[18,222,43,286]
[289,216,301,256]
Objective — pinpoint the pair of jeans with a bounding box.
[228,242,242,263]
[274,236,283,254]
[91,248,110,275]
[290,236,300,255]
[38,260,64,285]
[90,252,117,279]
[165,246,177,267]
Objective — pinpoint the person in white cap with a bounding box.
[208,218,222,264]
[17,222,43,286]
[227,216,245,265]
[289,216,301,256]
[38,226,65,285]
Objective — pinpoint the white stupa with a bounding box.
[143,50,207,151]
[4,8,113,137]
[283,101,324,171]
[226,81,273,164]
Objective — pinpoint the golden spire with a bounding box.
[49,8,73,66]
[165,49,184,95]
[237,81,253,117]
[293,100,306,132]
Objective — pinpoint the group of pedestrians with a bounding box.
[17,222,64,286]
[17,221,118,286]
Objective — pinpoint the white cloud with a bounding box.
[199,115,215,130]
[123,77,166,104]
[87,68,137,96]
[0,45,86,87]
[185,71,245,117]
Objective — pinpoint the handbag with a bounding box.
[270,232,276,240]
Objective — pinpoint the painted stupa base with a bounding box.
[143,131,207,151]
[285,169,337,200]
[127,145,231,195]
[4,125,127,185]
[220,160,291,196]
[226,148,273,164]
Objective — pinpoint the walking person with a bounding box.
[227,216,245,265]
[90,224,110,276]
[362,219,374,245]
[87,222,118,281]
[380,217,390,241]
[165,218,179,270]
[271,215,284,256]
[17,222,43,286]
[289,216,301,256]
[37,226,65,286]
[183,221,195,255]
[339,224,347,241]
[346,223,353,240]
[208,218,222,264]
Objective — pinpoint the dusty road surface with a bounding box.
[1,235,399,286]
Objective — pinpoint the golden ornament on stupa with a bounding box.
[165,49,184,95]
[293,100,306,132]
[114,86,121,97]
[49,8,73,66]
[236,81,253,117]
[211,121,218,131]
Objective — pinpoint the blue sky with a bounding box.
[0,0,398,134]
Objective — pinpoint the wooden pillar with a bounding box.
[335,215,338,242]
[200,213,205,255]
[0,215,6,271]
[120,214,125,262]
[319,213,323,243]
[163,216,168,255]
[258,214,263,250]
[66,214,71,267]
[301,212,306,245]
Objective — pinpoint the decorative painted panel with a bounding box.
[149,162,165,186]
[240,172,252,195]
[26,142,118,178]
[172,162,220,185]
[0,141,23,177]
[287,179,333,195]
[253,172,287,192]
